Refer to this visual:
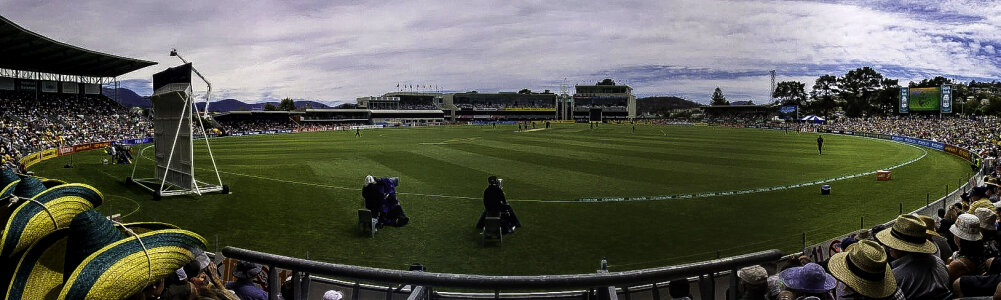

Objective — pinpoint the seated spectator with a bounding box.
[768,256,805,300]
[974,208,1000,257]
[322,290,344,300]
[827,240,906,300]
[875,215,951,300]
[778,263,836,300]
[362,175,383,224]
[918,215,953,262]
[668,280,691,300]
[948,213,985,282]
[377,177,408,227]
[226,261,269,300]
[968,187,991,213]
[737,265,768,300]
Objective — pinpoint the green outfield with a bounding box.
[31,124,971,275]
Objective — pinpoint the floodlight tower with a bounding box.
[770,70,776,103]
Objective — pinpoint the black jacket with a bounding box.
[483,184,506,214]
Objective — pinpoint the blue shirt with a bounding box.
[225,280,269,300]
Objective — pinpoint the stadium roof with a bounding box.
[0,15,156,78]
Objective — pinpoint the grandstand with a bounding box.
[0,14,155,169]
[573,79,637,121]
[444,91,558,121]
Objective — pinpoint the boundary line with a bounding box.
[577,135,928,202]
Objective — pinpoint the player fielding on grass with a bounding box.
[817,135,824,155]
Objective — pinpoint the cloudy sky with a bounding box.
[2,0,999,104]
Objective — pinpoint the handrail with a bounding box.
[222,247,781,290]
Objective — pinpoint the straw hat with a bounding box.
[0,168,17,189]
[779,263,837,293]
[974,208,998,231]
[950,213,983,241]
[827,240,897,299]
[737,265,768,285]
[917,215,940,237]
[12,176,46,200]
[876,215,937,254]
[5,210,205,300]
[986,177,1000,187]
[0,183,103,260]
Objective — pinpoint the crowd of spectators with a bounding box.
[455,102,557,110]
[822,116,1001,159]
[723,176,1001,300]
[217,119,296,134]
[703,114,1001,159]
[0,90,152,165]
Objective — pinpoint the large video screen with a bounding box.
[908,87,941,111]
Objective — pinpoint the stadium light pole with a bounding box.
[170,49,213,114]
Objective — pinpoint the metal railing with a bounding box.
[222,247,782,300]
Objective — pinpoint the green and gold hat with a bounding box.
[1,184,103,260]
[5,210,200,300]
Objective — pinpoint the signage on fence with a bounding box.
[73,142,111,152]
[115,137,154,146]
[39,149,58,161]
[891,135,944,151]
[58,146,75,155]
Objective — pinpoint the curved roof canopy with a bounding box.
[0,15,156,78]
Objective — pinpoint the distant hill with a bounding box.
[195,99,332,112]
[102,86,340,111]
[636,96,702,115]
[102,88,149,108]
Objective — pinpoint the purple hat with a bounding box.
[779,263,837,293]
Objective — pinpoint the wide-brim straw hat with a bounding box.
[0,184,103,260]
[5,210,201,300]
[827,240,896,299]
[876,215,937,254]
[986,178,1000,187]
[917,215,940,237]
[951,213,984,241]
[0,169,18,190]
[1,177,61,227]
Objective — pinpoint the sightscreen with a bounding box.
[151,64,195,189]
[908,87,941,112]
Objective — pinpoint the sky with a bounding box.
[1,0,999,104]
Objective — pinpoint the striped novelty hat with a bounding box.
[1,183,103,260]
[6,210,202,300]
[1,176,54,235]
[0,168,17,191]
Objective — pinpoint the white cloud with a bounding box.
[0,0,998,103]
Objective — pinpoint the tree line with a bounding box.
[711,67,1001,117]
